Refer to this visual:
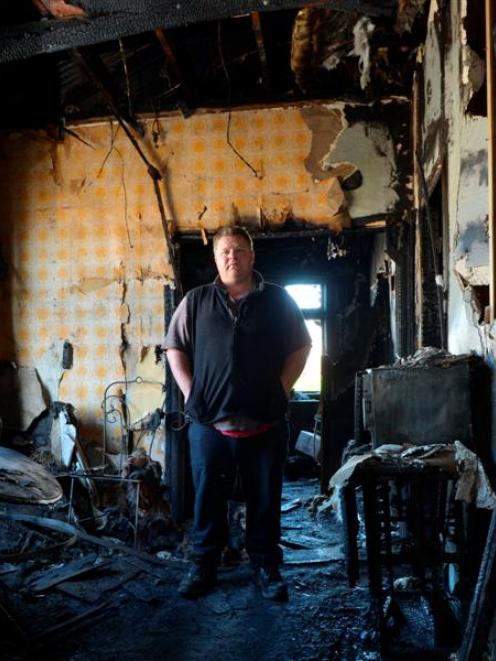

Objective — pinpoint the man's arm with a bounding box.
[166,349,193,401]
[280,345,311,397]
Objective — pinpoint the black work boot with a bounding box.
[254,566,288,601]
[178,563,217,599]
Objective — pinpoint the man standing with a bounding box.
[164,226,311,600]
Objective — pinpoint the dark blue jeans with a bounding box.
[188,421,288,569]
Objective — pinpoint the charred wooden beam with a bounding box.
[0,0,396,64]
[319,354,337,492]
[71,47,143,135]
[458,509,496,661]
[154,28,193,117]
[340,484,359,586]
[250,12,272,93]
[164,283,190,523]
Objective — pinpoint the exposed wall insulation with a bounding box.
[0,102,398,454]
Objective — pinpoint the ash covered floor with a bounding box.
[0,478,382,661]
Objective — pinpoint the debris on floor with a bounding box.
[0,478,381,661]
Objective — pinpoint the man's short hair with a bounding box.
[212,226,254,252]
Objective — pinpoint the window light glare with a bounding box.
[285,284,322,309]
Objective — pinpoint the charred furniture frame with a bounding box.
[341,462,471,653]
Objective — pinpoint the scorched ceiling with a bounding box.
[0,0,428,129]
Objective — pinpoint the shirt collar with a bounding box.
[213,270,265,292]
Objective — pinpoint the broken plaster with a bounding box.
[322,122,398,218]
[448,270,486,355]
[300,105,398,224]
[454,219,489,271]
[300,106,347,182]
[454,129,489,276]
[126,347,164,426]
[70,278,116,295]
[461,44,486,111]
[34,341,65,406]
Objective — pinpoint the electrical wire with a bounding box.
[97,120,118,177]
[217,21,262,180]
[118,38,133,120]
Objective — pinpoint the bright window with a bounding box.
[285,284,322,309]
[285,283,324,394]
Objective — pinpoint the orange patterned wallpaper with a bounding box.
[157,105,349,228]
[0,102,390,454]
[0,123,170,450]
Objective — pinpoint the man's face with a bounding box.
[214,235,255,287]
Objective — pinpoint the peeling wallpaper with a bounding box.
[323,122,398,218]
[0,102,397,452]
[159,105,352,230]
[153,104,396,230]
[0,126,170,450]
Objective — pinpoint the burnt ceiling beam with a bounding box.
[250,12,272,94]
[71,48,143,135]
[0,0,396,64]
[154,28,193,117]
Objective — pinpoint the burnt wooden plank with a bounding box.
[28,553,110,592]
[251,12,272,93]
[458,508,496,661]
[56,567,141,603]
[0,510,184,569]
[0,0,395,64]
